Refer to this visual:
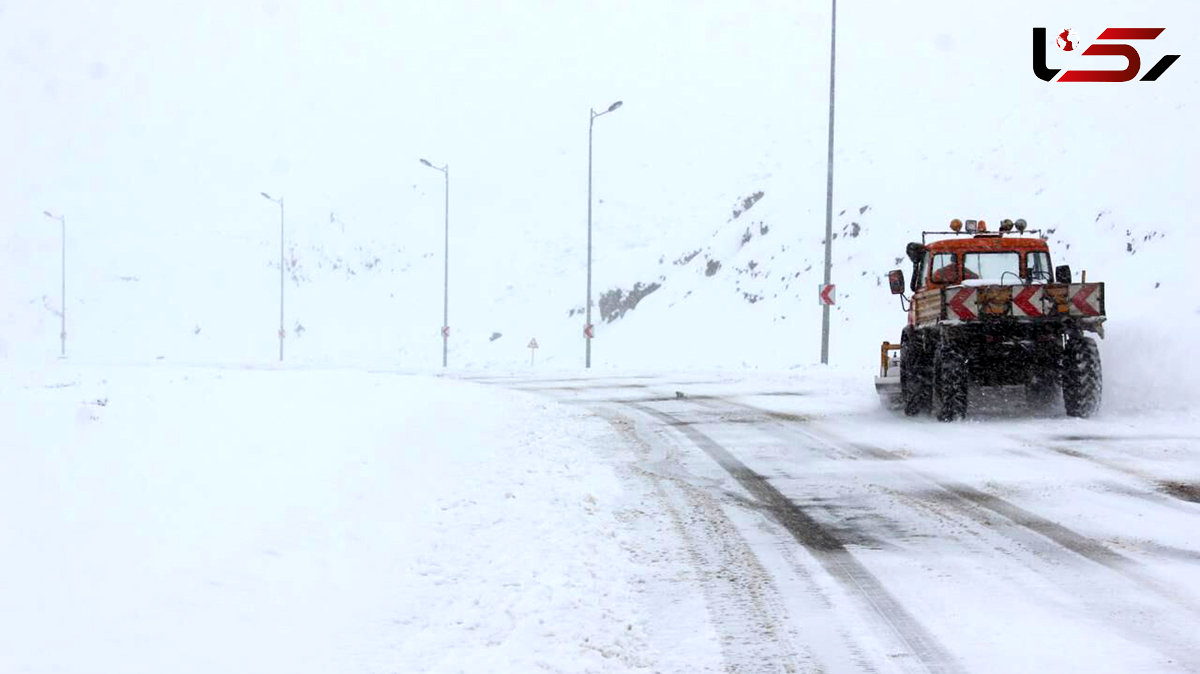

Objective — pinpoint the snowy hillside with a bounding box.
[596,183,1200,414]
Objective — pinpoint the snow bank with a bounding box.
[1101,313,1200,418]
[0,364,649,673]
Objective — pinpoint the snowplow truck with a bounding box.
[875,218,1104,421]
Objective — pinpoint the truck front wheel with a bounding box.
[1063,336,1102,418]
[935,342,969,422]
[901,336,932,416]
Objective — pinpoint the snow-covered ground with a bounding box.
[4,362,1198,673]
[0,363,662,673]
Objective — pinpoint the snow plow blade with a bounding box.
[876,342,903,410]
[875,376,902,409]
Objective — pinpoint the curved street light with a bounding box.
[420,157,450,368]
[330,211,349,233]
[820,1,838,364]
[42,210,66,357]
[261,192,285,361]
[585,100,623,368]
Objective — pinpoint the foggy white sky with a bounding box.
[1,1,816,251]
[2,0,1197,337]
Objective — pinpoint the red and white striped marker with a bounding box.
[946,287,977,320]
[818,284,836,306]
[1013,285,1041,317]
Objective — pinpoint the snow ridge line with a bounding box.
[625,401,964,674]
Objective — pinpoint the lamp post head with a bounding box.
[260,192,272,200]
[420,158,447,173]
[43,211,53,218]
[592,100,624,120]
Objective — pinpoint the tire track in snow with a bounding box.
[494,378,1200,670]
[625,402,963,674]
[700,395,1200,669]
[530,384,1163,580]
[601,411,815,674]
[1022,437,1200,509]
[781,406,1200,599]
[702,396,1139,571]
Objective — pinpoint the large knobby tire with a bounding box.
[1063,336,1102,418]
[935,342,969,422]
[901,337,932,417]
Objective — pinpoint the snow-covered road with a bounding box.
[4,363,1198,673]
[486,371,1200,673]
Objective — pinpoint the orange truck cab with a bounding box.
[878,218,1105,422]
[919,235,1053,290]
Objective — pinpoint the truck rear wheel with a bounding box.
[1063,336,1102,418]
[935,342,969,422]
[901,337,932,416]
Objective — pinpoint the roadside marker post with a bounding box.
[819,284,836,306]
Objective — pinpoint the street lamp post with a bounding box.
[420,158,450,368]
[42,210,66,357]
[586,99,623,369]
[820,0,838,365]
[330,211,348,233]
[260,192,285,362]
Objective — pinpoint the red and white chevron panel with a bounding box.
[1068,283,1103,316]
[932,283,1104,324]
[1012,285,1042,317]
[944,287,977,321]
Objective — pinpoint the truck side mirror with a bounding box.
[1055,265,1072,284]
[887,269,905,294]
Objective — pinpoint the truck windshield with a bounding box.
[1027,251,1052,282]
[961,252,1020,283]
